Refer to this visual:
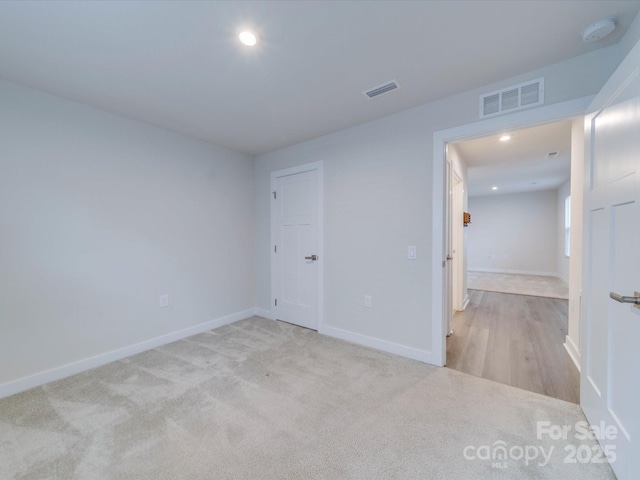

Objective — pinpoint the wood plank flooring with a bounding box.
[446,290,579,403]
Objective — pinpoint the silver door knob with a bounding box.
[609,291,640,307]
[305,255,318,261]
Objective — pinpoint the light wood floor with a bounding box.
[446,290,579,403]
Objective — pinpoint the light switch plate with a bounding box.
[408,246,417,260]
[159,294,169,308]
[364,295,372,308]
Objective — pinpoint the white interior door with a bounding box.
[452,173,464,312]
[271,166,321,330]
[444,157,454,336]
[581,39,640,480]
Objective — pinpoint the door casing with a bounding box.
[452,172,465,313]
[433,96,592,367]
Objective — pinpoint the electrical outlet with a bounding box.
[159,294,169,308]
[364,295,372,308]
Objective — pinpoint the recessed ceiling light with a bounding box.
[492,186,498,190]
[239,30,258,47]
[499,135,511,142]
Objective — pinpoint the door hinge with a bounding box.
[274,245,277,253]
[273,191,277,200]
[442,260,446,268]
[274,298,278,306]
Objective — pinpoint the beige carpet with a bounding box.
[468,271,569,299]
[0,317,613,479]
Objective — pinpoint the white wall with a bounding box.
[256,114,432,355]
[2,19,632,391]
[467,191,558,275]
[557,180,571,283]
[254,45,621,360]
[620,8,640,59]
[0,79,255,390]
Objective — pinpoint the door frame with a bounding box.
[270,161,324,330]
[431,96,592,366]
[444,161,465,336]
[444,158,453,336]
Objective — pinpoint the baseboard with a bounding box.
[462,294,470,310]
[0,308,255,400]
[320,324,432,364]
[254,307,275,320]
[468,268,558,277]
[564,335,581,372]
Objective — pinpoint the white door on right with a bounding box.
[581,39,640,479]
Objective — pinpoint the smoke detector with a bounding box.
[582,18,616,43]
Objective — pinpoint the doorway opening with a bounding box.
[443,119,580,403]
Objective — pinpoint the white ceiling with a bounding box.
[0,1,639,155]
[454,120,574,196]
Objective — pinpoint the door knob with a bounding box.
[609,291,640,308]
[305,255,318,261]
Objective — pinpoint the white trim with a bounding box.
[462,294,470,311]
[269,162,321,179]
[254,308,275,320]
[432,95,593,367]
[0,308,255,400]
[270,161,324,332]
[320,325,431,363]
[564,335,581,372]
[452,173,464,312]
[468,267,559,277]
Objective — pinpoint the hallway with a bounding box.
[446,290,579,403]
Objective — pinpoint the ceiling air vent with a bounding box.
[479,78,544,118]
[364,80,400,99]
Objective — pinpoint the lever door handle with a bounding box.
[305,255,318,261]
[446,255,453,261]
[609,291,640,307]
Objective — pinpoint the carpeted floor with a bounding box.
[0,317,613,479]
[467,271,569,299]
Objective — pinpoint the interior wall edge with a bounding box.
[564,335,581,372]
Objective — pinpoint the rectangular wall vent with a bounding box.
[479,78,544,118]
[364,80,400,99]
